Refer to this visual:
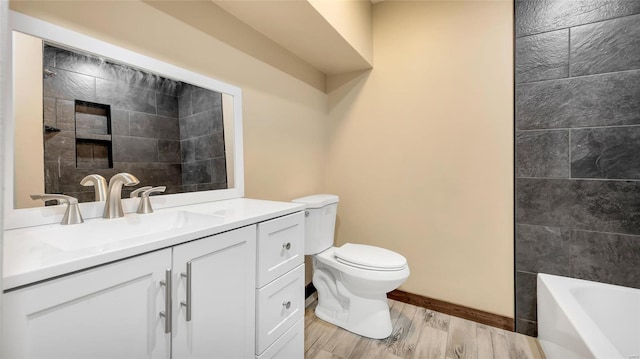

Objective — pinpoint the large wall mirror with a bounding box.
[4,11,244,229]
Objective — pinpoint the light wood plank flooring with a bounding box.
[304,298,545,359]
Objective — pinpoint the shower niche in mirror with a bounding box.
[42,43,227,203]
[7,11,243,229]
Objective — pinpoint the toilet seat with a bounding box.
[334,243,407,271]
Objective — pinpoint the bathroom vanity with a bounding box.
[2,199,305,358]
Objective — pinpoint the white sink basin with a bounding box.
[31,210,223,252]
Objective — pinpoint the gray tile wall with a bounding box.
[515,0,640,336]
[43,45,227,201]
[178,84,227,190]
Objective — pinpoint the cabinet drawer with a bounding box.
[256,317,303,359]
[257,212,304,287]
[256,264,305,355]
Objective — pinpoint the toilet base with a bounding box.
[315,291,392,340]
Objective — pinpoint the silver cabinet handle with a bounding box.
[282,243,291,250]
[180,261,192,322]
[282,301,291,309]
[159,269,172,334]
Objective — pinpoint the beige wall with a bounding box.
[13,32,44,209]
[326,1,514,317]
[308,0,373,64]
[10,0,515,317]
[9,0,328,204]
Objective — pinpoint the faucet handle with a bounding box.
[80,174,108,201]
[130,186,152,198]
[137,186,166,214]
[30,194,84,225]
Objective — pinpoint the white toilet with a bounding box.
[292,194,410,339]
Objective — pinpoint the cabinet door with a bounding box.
[172,225,257,359]
[2,249,172,359]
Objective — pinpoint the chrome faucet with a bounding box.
[103,173,140,219]
[80,174,108,201]
[30,194,84,225]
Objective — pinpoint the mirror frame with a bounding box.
[4,11,245,230]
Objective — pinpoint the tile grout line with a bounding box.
[515,11,640,39]
[516,66,640,86]
[517,123,640,132]
[516,176,640,182]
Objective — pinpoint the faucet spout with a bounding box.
[103,173,140,219]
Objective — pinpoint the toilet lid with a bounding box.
[334,243,407,270]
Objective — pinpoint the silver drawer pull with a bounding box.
[282,301,291,309]
[180,261,192,322]
[159,269,172,334]
[282,242,291,250]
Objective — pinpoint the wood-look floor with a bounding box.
[304,298,545,359]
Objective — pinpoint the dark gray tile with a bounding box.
[516,224,571,275]
[192,86,222,114]
[115,162,182,187]
[162,185,184,195]
[56,100,75,131]
[112,135,157,162]
[211,107,224,134]
[44,97,56,127]
[571,126,640,179]
[43,45,55,69]
[44,161,60,194]
[515,319,538,337]
[54,46,111,79]
[211,157,228,184]
[182,160,212,185]
[181,138,195,163]
[516,130,569,177]
[96,79,156,114]
[196,182,227,191]
[515,0,640,37]
[158,140,181,163]
[516,70,640,130]
[570,230,640,288]
[194,133,224,160]
[75,113,109,135]
[516,178,640,235]
[44,130,75,162]
[111,109,129,136]
[157,78,181,97]
[516,271,537,321]
[64,191,96,204]
[58,161,88,193]
[129,112,179,141]
[516,29,569,83]
[157,92,179,118]
[179,110,215,140]
[571,14,640,76]
[178,87,193,118]
[44,69,95,103]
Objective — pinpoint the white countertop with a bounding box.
[3,198,305,291]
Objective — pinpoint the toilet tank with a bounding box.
[292,194,339,255]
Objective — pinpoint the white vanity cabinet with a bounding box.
[2,248,173,359]
[2,225,257,359]
[255,212,305,358]
[172,224,256,359]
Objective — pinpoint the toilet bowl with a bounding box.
[292,194,410,339]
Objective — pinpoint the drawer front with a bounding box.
[256,317,303,359]
[256,264,305,354]
[257,212,304,287]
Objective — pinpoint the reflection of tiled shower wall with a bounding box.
[43,45,226,202]
[178,84,227,191]
[515,0,640,336]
